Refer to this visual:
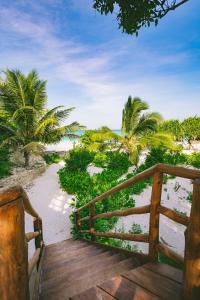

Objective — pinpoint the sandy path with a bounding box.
[25,162,72,255]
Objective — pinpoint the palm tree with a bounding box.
[0,69,84,168]
[121,96,175,165]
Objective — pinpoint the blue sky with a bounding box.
[0,0,200,129]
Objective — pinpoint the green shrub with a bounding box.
[58,169,92,195]
[188,152,200,169]
[43,152,61,164]
[144,147,187,169]
[65,148,94,171]
[0,147,11,179]
[129,223,142,234]
[93,152,108,167]
[107,151,131,171]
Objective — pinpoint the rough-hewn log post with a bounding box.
[90,203,96,241]
[0,198,29,300]
[183,179,200,300]
[148,172,163,261]
[75,211,81,232]
[33,217,42,249]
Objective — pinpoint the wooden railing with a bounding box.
[0,185,44,300]
[75,163,200,300]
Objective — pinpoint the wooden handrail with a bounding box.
[158,205,189,226]
[0,185,40,218]
[76,164,157,213]
[26,231,40,242]
[75,163,200,300]
[79,230,149,243]
[0,185,44,300]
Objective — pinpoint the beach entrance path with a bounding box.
[25,161,72,253]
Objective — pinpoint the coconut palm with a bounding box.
[0,69,84,168]
[121,96,175,164]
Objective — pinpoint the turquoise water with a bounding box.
[63,129,121,141]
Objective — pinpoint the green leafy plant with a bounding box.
[0,147,11,179]
[64,148,95,172]
[188,152,200,169]
[43,152,62,164]
[93,152,108,167]
[129,223,142,234]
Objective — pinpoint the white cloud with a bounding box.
[0,4,199,129]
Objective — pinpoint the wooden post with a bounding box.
[0,199,29,300]
[90,203,96,241]
[183,179,200,300]
[75,211,81,232]
[148,172,163,261]
[33,218,42,249]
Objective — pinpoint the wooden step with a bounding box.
[42,247,108,277]
[42,250,121,282]
[40,257,138,299]
[44,240,90,257]
[42,253,127,292]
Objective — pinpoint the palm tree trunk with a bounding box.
[24,151,30,168]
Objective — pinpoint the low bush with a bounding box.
[188,152,200,169]
[65,148,94,171]
[0,147,11,179]
[43,152,62,164]
[93,152,108,167]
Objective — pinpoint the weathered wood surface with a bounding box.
[39,240,140,299]
[26,231,40,242]
[41,240,183,300]
[183,179,200,300]
[79,230,149,243]
[0,199,29,300]
[93,204,150,220]
[149,172,163,260]
[28,248,41,277]
[0,185,40,218]
[158,205,189,226]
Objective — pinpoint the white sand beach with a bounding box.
[25,161,73,257]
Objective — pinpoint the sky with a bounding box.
[0,0,200,129]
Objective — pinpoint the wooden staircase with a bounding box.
[39,238,182,300]
[1,164,200,300]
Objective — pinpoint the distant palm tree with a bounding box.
[121,96,175,164]
[0,69,84,168]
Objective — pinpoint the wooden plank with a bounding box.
[42,244,103,267]
[149,172,163,260]
[158,205,189,226]
[28,248,41,277]
[42,250,112,281]
[26,231,40,242]
[0,199,29,300]
[99,275,162,300]
[44,240,89,255]
[44,242,90,259]
[81,231,149,243]
[40,258,136,299]
[90,203,96,241]
[157,163,200,179]
[122,265,182,300]
[93,205,150,220]
[76,165,156,212]
[143,262,183,283]
[42,253,124,292]
[71,287,115,300]
[183,179,200,300]
[156,243,184,266]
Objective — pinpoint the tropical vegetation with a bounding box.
[0,69,83,168]
[93,0,188,35]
